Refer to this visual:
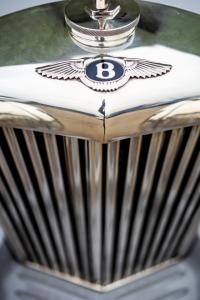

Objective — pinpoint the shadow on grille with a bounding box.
[0,126,199,285]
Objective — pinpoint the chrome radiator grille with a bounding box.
[0,126,199,286]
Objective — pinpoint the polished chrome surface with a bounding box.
[86,2,120,30]
[96,0,108,10]
[0,2,200,141]
[65,0,140,52]
[0,126,199,286]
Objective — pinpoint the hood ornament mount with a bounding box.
[64,0,140,53]
[86,1,121,31]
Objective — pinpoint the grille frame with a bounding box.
[0,98,200,143]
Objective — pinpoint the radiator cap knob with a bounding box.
[65,0,140,53]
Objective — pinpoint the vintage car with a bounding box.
[0,0,199,299]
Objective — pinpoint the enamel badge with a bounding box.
[36,56,172,92]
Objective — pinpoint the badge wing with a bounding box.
[125,58,172,79]
[36,59,85,80]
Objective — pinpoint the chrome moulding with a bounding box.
[0,125,199,286]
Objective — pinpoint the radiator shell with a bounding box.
[0,0,200,289]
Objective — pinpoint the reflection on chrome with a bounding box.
[0,101,54,122]
[149,100,200,121]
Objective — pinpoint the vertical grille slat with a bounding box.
[0,177,35,260]
[1,128,49,266]
[85,141,103,283]
[3,128,57,268]
[177,185,200,257]
[124,132,165,276]
[0,149,45,263]
[104,141,120,284]
[0,125,199,286]
[115,137,142,281]
[23,130,68,272]
[157,151,200,262]
[0,199,27,261]
[64,137,89,279]
[168,181,200,258]
[44,133,79,276]
[146,126,199,267]
[140,128,184,269]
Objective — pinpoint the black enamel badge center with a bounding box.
[85,59,124,82]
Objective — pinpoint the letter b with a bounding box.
[96,62,116,79]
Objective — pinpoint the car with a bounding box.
[0,0,199,299]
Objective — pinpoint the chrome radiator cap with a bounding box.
[64,0,140,52]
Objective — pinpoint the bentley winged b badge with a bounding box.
[36,56,172,92]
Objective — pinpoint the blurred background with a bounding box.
[0,0,200,16]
